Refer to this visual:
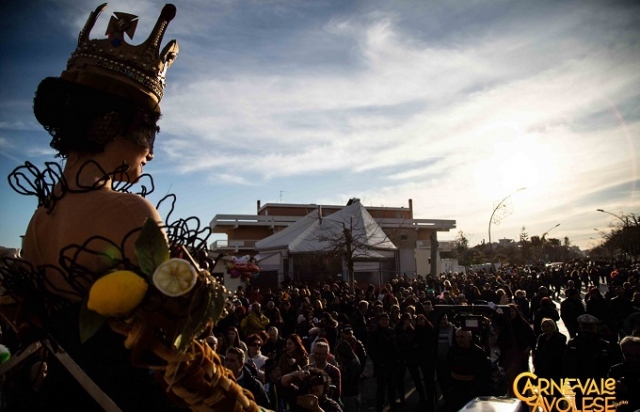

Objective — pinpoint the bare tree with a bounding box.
[311,203,397,292]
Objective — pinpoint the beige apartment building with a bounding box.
[209,199,456,288]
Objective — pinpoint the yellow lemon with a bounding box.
[87,270,148,317]
[152,258,197,297]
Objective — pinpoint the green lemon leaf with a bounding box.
[174,284,217,352]
[80,300,106,343]
[135,217,170,278]
[210,283,227,324]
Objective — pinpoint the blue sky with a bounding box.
[1,0,639,251]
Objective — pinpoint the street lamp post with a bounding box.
[596,209,627,225]
[540,223,560,263]
[596,209,638,261]
[541,223,561,241]
[488,187,526,259]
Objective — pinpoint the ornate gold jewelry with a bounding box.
[60,3,179,113]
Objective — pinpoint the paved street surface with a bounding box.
[357,284,607,412]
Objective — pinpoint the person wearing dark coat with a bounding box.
[415,314,437,412]
[529,286,550,322]
[608,336,640,412]
[395,313,427,407]
[586,287,613,330]
[564,314,615,410]
[225,347,271,409]
[339,326,367,376]
[533,318,567,380]
[444,328,491,412]
[368,313,399,412]
[349,300,369,345]
[532,297,560,336]
[560,288,585,338]
[334,341,362,412]
[610,287,634,339]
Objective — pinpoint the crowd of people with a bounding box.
[200,259,640,412]
[2,3,638,411]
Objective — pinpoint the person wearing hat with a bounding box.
[564,313,615,395]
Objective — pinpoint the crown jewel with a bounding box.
[60,3,179,112]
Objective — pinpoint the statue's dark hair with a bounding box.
[33,77,161,158]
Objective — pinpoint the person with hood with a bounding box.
[241,302,270,338]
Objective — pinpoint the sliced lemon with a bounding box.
[87,270,148,317]
[152,258,197,297]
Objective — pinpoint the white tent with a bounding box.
[255,199,397,256]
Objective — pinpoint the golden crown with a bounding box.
[60,3,179,112]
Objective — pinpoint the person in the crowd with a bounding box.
[318,312,340,350]
[205,334,219,352]
[609,286,634,340]
[338,326,367,377]
[492,305,536,397]
[308,340,341,402]
[560,287,586,338]
[262,326,286,360]
[241,302,271,339]
[513,290,530,321]
[389,305,401,328]
[435,313,455,404]
[608,336,640,412]
[222,326,248,354]
[444,328,491,412]
[564,313,616,408]
[532,297,560,336]
[586,287,614,330]
[414,313,437,412]
[246,334,269,382]
[265,300,285,332]
[224,347,271,408]
[277,367,343,412]
[564,314,615,379]
[395,313,427,407]
[529,286,550,321]
[422,299,438,325]
[278,333,309,376]
[367,313,399,412]
[262,357,283,410]
[533,318,567,380]
[334,341,362,412]
[350,300,369,344]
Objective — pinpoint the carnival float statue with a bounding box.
[0,4,268,411]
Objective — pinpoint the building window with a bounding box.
[400,234,408,241]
